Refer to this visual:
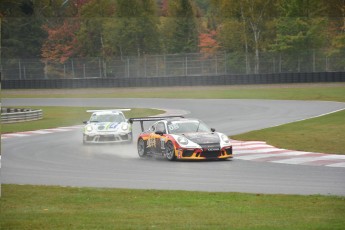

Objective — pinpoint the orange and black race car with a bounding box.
[129,116,233,161]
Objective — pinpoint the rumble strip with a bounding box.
[232,140,345,168]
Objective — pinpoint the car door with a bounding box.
[155,122,167,154]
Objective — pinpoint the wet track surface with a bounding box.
[2,98,345,195]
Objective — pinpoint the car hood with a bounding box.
[182,132,220,144]
[89,122,122,131]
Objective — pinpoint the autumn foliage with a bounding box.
[199,30,220,58]
[41,19,80,64]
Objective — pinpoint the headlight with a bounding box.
[86,126,93,132]
[221,134,230,143]
[177,136,189,145]
[121,123,129,131]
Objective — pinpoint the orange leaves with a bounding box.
[41,19,80,64]
[198,30,220,58]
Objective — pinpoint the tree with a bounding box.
[325,0,345,55]
[211,0,278,73]
[198,30,220,57]
[41,19,80,64]
[161,0,200,53]
[0,0,47,58]
[77,0,115,58]
[108,0,161,57]
[270,0,329,72]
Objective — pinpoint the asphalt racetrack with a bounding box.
[2,98,345,195]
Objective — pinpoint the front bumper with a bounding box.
[176,146,233,160]
[83,132,132,144]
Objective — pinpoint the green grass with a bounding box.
[1,184,345,230]
[1,107,163,134]
[3,83,345,102]
[232,109,345,154]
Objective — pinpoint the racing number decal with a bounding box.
[146,133,156,148]
[146,134,166,152]
[109,122,119,129]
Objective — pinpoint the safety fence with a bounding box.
[1,108,43,123]
[2,72,344,89]
[1,51,344,80]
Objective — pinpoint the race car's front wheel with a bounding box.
[165,141,176,161]
[137,138,147,158]
[82,134,88,145]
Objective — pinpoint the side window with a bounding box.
[156,122,166,134]
[149,124,156,132]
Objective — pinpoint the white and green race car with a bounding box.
[83,109,132,144]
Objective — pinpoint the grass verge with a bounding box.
[2,83,345,102]
[232,109,345,154]
[1,107,163,133]
[1,184,345,230]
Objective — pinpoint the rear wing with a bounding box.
[129,116,184,132]
[87,109,131,113]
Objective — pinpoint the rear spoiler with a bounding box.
[129,116,184,131]
[87,109,131,113]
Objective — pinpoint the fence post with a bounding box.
[144,56,147,78]
[313,50,316,72]
[224,52,227,74]
[23,66,26,79]
[127,58,130,78]
[185,56,188,76]
[98,58,102,78]
[164,54,166,77]
[272,57,276,73]
[215,55,218,75]
[71,59,75,78]
[19,59,22,80]
[104,60,107,78]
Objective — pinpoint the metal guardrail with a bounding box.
[1,108,43,123]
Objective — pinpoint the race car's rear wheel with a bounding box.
[165,141,176,161]
[137,138,147,157]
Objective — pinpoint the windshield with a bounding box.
[167,120,210,134]
[90,114,125,123]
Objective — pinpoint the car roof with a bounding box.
[92,111,123,116]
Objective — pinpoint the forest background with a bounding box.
[1,0,344,79]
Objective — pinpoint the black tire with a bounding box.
[137,138,147,158]
[165,141,176,161]
[82,135,88,145]
[127,132,133,144]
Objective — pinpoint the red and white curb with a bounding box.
[1,125,83,139]
[232,140,345,168]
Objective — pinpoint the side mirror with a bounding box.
[155,131,164,136]
[83,121,88,124]
[211,128,216,132]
